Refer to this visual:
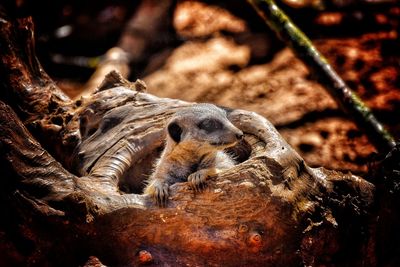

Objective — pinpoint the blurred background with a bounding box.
[29,0,400,176]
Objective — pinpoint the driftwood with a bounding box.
[0,6,379,267]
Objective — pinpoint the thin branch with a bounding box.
[247,0,396,153]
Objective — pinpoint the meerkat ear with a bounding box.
[168,121,182,143]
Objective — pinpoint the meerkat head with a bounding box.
[166,104,243,149]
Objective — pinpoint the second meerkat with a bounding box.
[144,103,243,206]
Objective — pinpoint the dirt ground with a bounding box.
[49,1,400,176]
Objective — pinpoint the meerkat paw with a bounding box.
[145,179,169,207]
[188,169,210,192]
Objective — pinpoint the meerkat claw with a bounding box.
[188,171,208,192]
[152,181,169,207]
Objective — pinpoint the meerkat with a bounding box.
[144,103,244,206]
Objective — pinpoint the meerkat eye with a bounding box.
[198,119,223,132]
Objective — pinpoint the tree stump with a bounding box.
[0,6,376,267]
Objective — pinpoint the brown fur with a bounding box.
[144,104,243,206]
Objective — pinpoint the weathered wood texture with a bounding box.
[0,7,377,267]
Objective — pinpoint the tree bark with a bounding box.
[0,5,377,267]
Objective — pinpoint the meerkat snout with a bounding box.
[236,132,244,140]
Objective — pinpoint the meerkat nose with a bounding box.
[236,132,244,140]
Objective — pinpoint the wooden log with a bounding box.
[0,5,377,267]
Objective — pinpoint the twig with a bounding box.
[247,0,396,153]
